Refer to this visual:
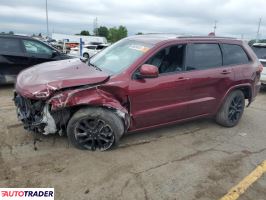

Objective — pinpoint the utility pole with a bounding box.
[93,17,98,36]
[213,20,217,35]
[46,0,49,38]
[256,18,262,42]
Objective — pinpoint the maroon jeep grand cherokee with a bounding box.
[14,35,262,151]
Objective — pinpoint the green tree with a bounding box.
[108,26,128,43]
[248,39,256,46]
[97,26,109,39]
[79,30,90,36]
[248,39,266,46]
[117,25,127,39]
[136,32,143,35]
[108,27,117,43]
[8,31,14,35]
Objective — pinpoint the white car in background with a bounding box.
[70,44,109,58]
[252,43,266,87]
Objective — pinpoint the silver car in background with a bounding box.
[252,43,266,87]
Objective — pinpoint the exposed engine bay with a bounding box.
[14,93,70,135]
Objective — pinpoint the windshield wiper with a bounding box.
[89,62,102,71]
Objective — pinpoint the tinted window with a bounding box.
[146,44,185,74]
[0,38,23,54]
[222,44,249,65]
[252,46,266,59]
[22,40,53,56]
[96,45,105,50]
[186,44,222,70]
[86,46,96,50]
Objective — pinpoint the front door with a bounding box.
[128,44,190,129]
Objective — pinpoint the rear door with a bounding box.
[0,37,29,83]
[184,42,234,117]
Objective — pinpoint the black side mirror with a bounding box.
[51,50,59,58]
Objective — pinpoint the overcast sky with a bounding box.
[1,0,266,39]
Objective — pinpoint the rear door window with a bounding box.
[221,44,250,65]
[0,38,24,54]
[186,43,222,71]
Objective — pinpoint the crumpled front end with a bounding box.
[13,85,130,136]
[14,93,70,135]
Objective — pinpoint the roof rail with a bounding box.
[142,33,180,35]
[177,35,236,39]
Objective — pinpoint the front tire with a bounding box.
[216,90,245,127]
[67,107,124,151]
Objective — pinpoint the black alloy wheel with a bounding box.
[67,107,124,151]
[216,90,245,127]
[228,95,244,124]
[74,117,114,151]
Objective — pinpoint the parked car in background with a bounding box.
[69,44,109,58]
[0,35,73,84]
[14,35,262,151]
[252,43,266,87]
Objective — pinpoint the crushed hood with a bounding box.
[16,59,110,99]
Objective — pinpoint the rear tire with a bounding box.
[216,90,245,127]
[67,107,124,151]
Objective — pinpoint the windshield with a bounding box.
[90,39,153,74]
[252,46,266,59]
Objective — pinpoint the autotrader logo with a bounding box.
[0,188,54,199]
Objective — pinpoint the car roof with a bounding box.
[128,34,241,45]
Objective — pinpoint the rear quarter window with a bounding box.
[221,44,250,66]
[0,38,23,54]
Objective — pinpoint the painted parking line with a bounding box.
[220,160,266,200]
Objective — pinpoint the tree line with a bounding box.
[76,25,128,43]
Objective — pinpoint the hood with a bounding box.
[16,59,110,99]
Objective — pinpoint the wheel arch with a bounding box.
[217,84,252,112]
[49,87,130,131]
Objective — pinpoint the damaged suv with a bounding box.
[14,35,262,151]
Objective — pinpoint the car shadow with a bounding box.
[30,118,214,151]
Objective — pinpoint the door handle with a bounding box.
[176,77,190,81]
[221,70,232,75]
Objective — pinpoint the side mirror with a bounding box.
[138,64,159,79]
[51,50,59,58]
